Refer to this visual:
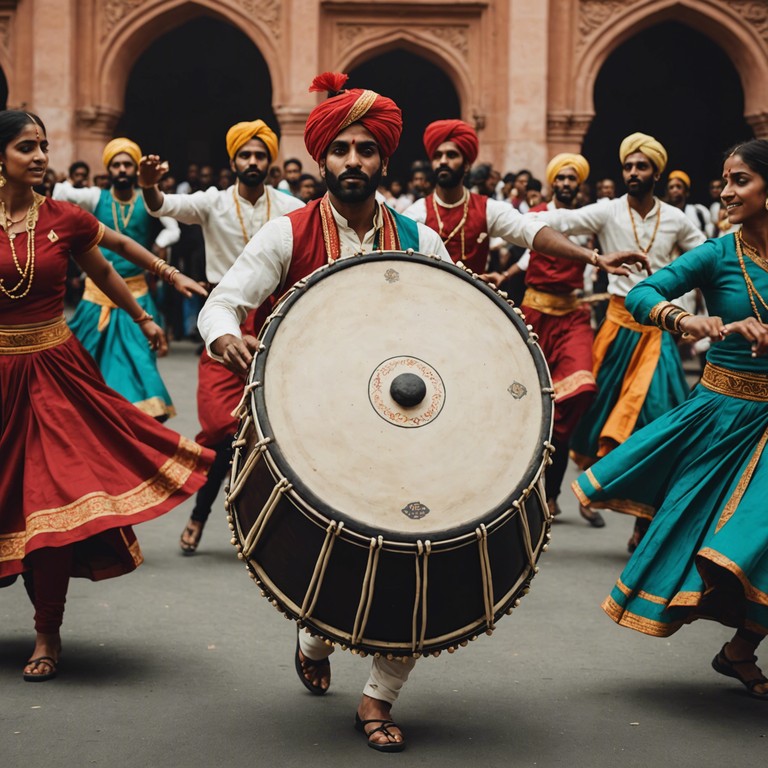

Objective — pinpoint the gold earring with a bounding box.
[765,198,768,211]
[0,163,5,188]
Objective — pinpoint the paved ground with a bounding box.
[2,342,766,767]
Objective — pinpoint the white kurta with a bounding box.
[198,201,450,355]
[403,194,546,251]
[529,194,706,297]
[147,185,305,283]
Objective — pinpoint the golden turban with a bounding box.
[102,138,141,169]
[226,120,279,161]
[668,169,691,189]
[545,153,590,187]
[619,132,668,174]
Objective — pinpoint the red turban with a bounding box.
[304,72,402,162]
[423,120,479,165]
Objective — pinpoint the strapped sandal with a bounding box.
[579,503,605,528]
[179,519,204,555]
[355,712,406,753]
[712,644,768,700]
[23,656,58,682]
[294,634,330,695]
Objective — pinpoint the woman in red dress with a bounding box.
[0,110,213,681]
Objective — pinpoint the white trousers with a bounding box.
[299,631,416,705]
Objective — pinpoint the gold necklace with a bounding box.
[0,193,44,300]
[233,186,271,245]
[627,197,662,254]
[111,190,137,232]
[735,230,768,321]
[432,189,469,260]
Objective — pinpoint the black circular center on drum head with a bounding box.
[390,373,427,408]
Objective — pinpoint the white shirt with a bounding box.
[403,194,546,251]
[530,194,706,297]
[53,182,180,249]
[147,185,305,283]
[683,203,715,238]
[198,201,450,355]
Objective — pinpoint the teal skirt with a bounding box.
[68,293,175,420]
[570,323,689,463]
[574,381,768,636]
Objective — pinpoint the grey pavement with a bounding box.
[2,341,766,767]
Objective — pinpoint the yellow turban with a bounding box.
[668,169,691,189]
[226,120,279,161]
[619,132,668,174]
[102,138,142,169]
[545,153,590,187]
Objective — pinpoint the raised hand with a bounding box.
[597,250,652,276]
[139,155,170,189]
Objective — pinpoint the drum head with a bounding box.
[254,252,552,541]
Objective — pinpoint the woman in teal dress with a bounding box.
[573,139,768,699]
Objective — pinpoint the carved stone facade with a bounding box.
[1,0,767,175]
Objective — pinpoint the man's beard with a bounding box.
[111,174,135,191]
[554,186,576,206]
[435,165,464,189]
[325,166,381,203]
[626,175,655,199]
[236,167,268,188]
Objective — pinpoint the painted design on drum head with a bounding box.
[384,268,400,283]
[508,381,528,399]
[368,356,445,428]
[402,501,430,520]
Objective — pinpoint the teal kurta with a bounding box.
[68,189,174,419]
[573,234,768,636]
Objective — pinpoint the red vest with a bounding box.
[424,192,490,273]
[525,202,585,294]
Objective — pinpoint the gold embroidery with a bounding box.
[0,436,204,564]
[637,590,668,605]
[133,396,176,419]
[615,578,632,597]
[585,469,602,492]
[47,229,59,243]
[553,370,596,400]
[601,595,682,637]
[339,90,378,132]
[0,316,71,355]
[698,547,768,605]
[701,362,768,402]
[523,287,582,315]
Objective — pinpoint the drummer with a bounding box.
[198,74,649,752]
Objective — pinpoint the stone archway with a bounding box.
[581,20,752,201]
[114,16,276,179]
[347,48,461,183]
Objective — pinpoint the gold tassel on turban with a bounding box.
[619,132,668,174]
[102,138,142,169]
[545,153,590,187]
[225,120,279,161]
[667,170,691,189]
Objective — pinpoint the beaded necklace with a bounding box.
[627,197,662,254]
[735,230,768,322]
[0,193,44,300]
[233,186,271,245]
[111,190,137,232]
[432,189,470,261]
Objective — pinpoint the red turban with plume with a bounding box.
[423,120,479,166]
[304,72,403,162]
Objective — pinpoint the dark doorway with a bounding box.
[0,67,7,110]
[116,17,275,181]
[347,50,461,185]
[582,21,752,203]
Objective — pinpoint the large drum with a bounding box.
[226,251,554,657]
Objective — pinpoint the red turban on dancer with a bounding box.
[423,120,480,165]
[304,72,403,162]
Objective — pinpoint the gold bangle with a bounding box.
[164,267,179,285]
[150,257,166,276]
[133,311,154,324]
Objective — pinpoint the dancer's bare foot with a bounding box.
[23,632,61,681]
[356,694,405,751]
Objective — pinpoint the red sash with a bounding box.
[424,192,489,273]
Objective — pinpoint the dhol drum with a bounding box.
[226,250,554,657]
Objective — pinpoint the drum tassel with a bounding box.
[242,476,291,558]
[301,521,344,621]
[351,535,384,647]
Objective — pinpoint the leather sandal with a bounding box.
[712,644,768,700]
[294,633,330,695]
[579,503,605,528]
[23,656,58,682]
[179,519,204,555]
[355,712,406,752]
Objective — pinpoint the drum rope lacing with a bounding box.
[351,535,384,646]
[301,521,345,621]
[227,436,271,504]
[411,540,432,653]
[514,499,537,568]
[230,381,261,421]
[475,525,496,630]
[242,477,293,559]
